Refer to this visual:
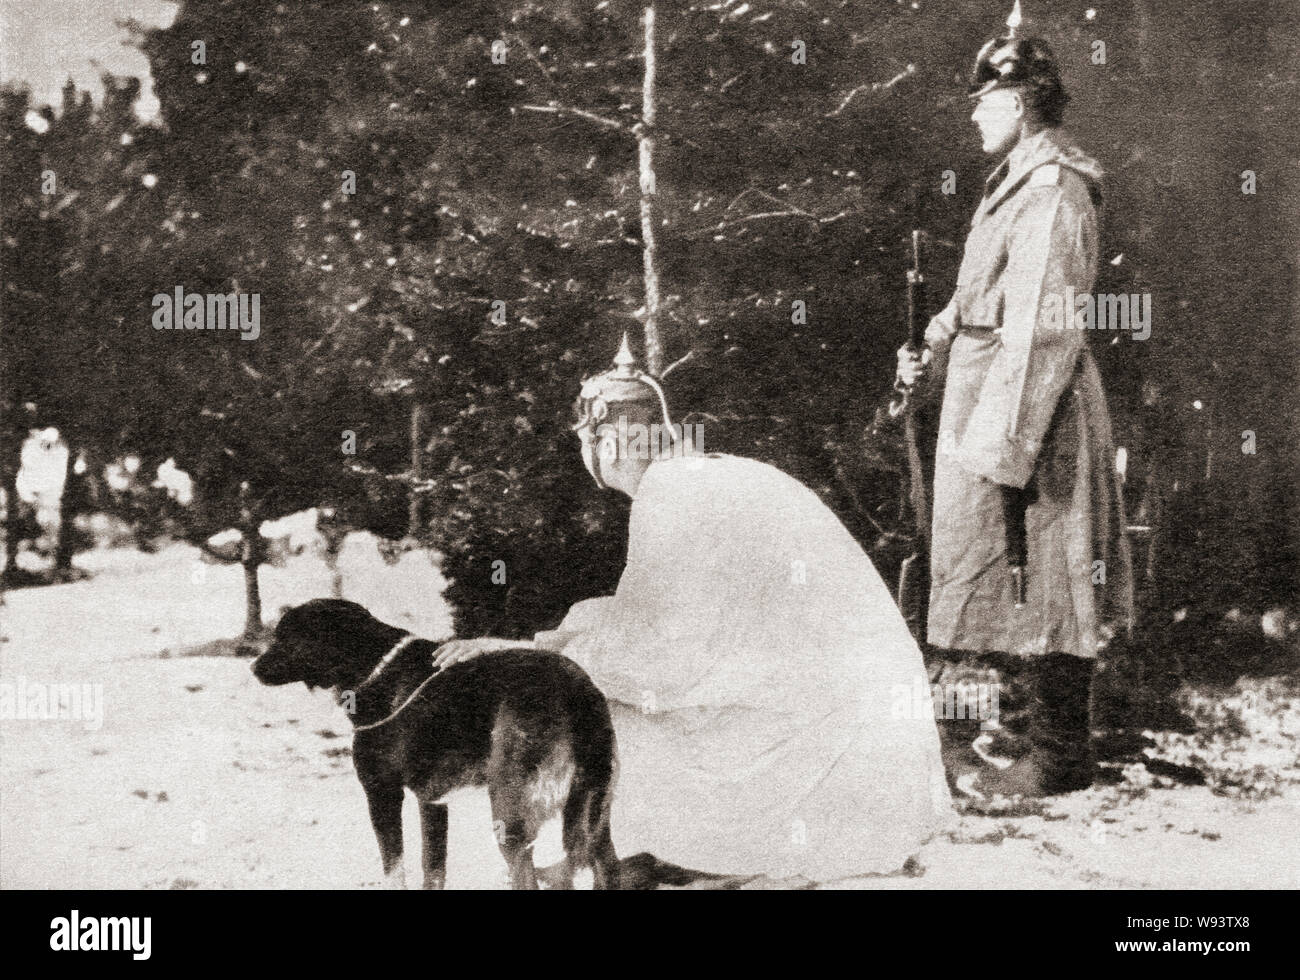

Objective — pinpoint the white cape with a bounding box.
[536,454,953,881]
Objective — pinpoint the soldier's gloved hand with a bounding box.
[895,344,933,388]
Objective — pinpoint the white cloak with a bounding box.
[535,453,953,881]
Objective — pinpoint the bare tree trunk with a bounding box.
[408,401,424,538]
[241,541,263,642]
[328,551,344,599]
[320,506,346,599]
[54,445,78,574]
[638,4,662,375]
[1133,0,1152,73]
[238,483,264,644]
[0,430,22,582]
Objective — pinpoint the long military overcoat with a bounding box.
[924,128,1133,659]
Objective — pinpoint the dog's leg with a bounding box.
[495,817,538,890]
[506,840,539,890]
[536,856,574,890]
[489,789,539,890]
[418,800,449,890]
[361,778,406,888]
[590,827,621,890]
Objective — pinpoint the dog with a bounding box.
[251,598,619,889]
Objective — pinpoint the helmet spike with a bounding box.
[968,2,1063,101]
[1006,0,1023,38]
[611,331,638,377]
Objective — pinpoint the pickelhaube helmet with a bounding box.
[572,333,678,490]
[572,332,675,436]
[968,1,1068,109]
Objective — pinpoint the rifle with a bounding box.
[890,229,930,639]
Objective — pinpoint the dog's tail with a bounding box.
[562,684,620,888]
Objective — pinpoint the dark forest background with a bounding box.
[2,0,1297,641]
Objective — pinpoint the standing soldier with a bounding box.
[897,3,1134,796]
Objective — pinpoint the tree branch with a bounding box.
[826,64,916,117]
[192,537,243,564]
[682,208,853,239]
[661,349,696,378]
[519,102,630,132]
[726,187,812,216]
[503,32,557,91]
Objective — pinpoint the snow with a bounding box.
[1,542,1296,889]
[15,430,68,520]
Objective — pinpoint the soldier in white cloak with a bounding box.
[438,336,953,885]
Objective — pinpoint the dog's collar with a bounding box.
[338,634,445,732]
[355,634,423,691]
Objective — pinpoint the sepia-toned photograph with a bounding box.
[1,0,1296,916]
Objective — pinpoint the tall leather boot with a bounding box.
[1031,652,1096,795]
[929,653,993,794]
[976,652,1095,797]
[938,713,987,795]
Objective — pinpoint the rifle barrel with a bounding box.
[906,230,926,349]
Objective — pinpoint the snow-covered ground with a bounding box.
[1,542,1297,889]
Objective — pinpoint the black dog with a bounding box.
[252,599,619,889]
